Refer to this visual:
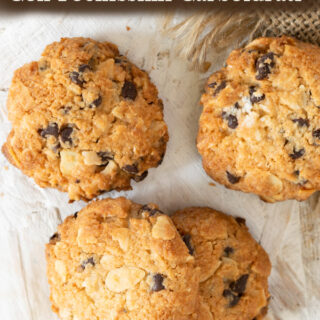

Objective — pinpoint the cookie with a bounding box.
[172,207,271,320]
[198,36,320,202]
[2,37,168,201]
[46,197,200,320]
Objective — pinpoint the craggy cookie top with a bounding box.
[198,36,320,202]
[172,207,271,320]
[2,37,168,200]
[46,198,200,320]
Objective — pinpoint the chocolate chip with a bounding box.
[134,170,148,182]
[213,81,226,96]
[235,217,246,225]
[75,179,80,183]
[151,274,165,292]
[223,289,240,307]
[224,246,234,257]
[313,129,320,138]
[49,232,60,242]
[227,115,238,129]
[123,164,138,174]
[289,148,305,160]
[52,143,61,153]
[208,81,217,88]
[139,205,163,216]
[69,72,84,85]
[81,257,95,269]
[157,153,165,165]
[38,123,59,139]
[226,171,240,184]
[89,95,102,108]
[294,170,300,176]
[249,86,265,104]
[97,151,114,163]
[114,57,122,64]
[78,64,91,73]
[73,211,78,219]
[256,52,275,80]
[292,118,309,127]
[39,61,49,71]
[230,274,249,294]
[61,106,71,115]
[234,102,240,109]
[121,81,137,100]
[182,234,194,255]
[60,126,73,145]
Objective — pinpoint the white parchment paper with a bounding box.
[0,11,319,320]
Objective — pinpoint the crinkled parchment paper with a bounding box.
[0,11,319,320]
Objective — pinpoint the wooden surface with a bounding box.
[0,12,319,320]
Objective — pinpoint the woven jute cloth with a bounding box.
[164,2,320,69]
[258,2,320,45]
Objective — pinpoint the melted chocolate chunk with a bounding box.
[230,274,249,294]
[182,234,194,255]
[69,72,84,85]
[224,246,234,257]
[97,151,114,163]
[151,274,165,292]
[223,289,240,307]
[208,81,217,88]
[289,148,305,160]
[249,86,265,104]
[226,171,241,184]
[121,81,137,100]
[313,129,320,139]
[49,232,61,242]
[89,95,102,108]
[73,211,79,219]
[292,118,309,127]
[134,170,148,182]
[157,153,165,165]
[60,126,73,145]
[213,81,226,96]
[81,257,95,269]
[78,64,91,73]
[139,205,163,216]
[38,123,59,139]
[235,217,246,225]
[256,52,275,80]
[227,115,238,129]
[123,164,138,174]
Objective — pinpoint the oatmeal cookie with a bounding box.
[46,197,200,320]
[2,37,168,200]
[172,207,271,320]
[198,36,320,202]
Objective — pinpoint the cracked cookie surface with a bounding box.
[172,207,271,320]
[46,197,200,320]
[198,36,320,202]
[2,37,168,200]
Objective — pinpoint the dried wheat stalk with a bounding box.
[163,4,320,70]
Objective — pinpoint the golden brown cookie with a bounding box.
[46,198,200,320]
[198,36,320,202]
[2,37,168,201]
[172,207,271,320]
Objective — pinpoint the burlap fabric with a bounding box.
[258,3,320,45]
[164,2,320,69]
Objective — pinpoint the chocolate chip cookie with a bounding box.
[198,36,320,202]
[2,37,168,200]
[46,197,200,320]
[172,207,271,320]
